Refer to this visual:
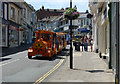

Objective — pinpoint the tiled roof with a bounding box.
[36,9,64,20]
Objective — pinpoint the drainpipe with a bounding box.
[108,2,112,69]
[116,2,119,84]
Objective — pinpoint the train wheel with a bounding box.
[28,56,32,59]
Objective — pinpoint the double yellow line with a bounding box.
[34,57,65,84]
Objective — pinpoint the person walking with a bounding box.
[81,37,84,52]
[84,36,88,51]
[90,39,93,52]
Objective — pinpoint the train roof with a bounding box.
[55,32,67,35]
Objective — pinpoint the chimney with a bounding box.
[42,6,44,10]
[47,9,49,11]
[86,10,89,13]
[61,8,64,10]
[54,9,57,12]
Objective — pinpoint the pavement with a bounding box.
[1,43,34,57]
[47,46,115,82]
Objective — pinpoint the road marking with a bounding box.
[0,59,20,66]
[34,56,65,84]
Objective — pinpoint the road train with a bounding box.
[28,30,67,59]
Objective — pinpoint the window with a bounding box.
[10,7,15,19]
[27,10,29,19]
[41,33,51,41]
[1,2,3,17]
[81,19,83,27]
[23,8,26,18]
[84,19,86,25]
[17,10,19,23]
[37,33,40,40]
[66,20,68,24]
[87,19,89,25]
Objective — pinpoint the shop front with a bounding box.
[8,25,19,47]
[1,24,8,47]
[1,19,9,47]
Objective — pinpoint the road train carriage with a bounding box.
[56,32,67,52]
[28,30,67,59]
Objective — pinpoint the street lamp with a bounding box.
[70,0,73,69]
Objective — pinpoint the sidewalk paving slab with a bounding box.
[47,46,115,82]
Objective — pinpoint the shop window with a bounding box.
[2,25,7,46]
[10,7,15,19]
[9,28,18,47]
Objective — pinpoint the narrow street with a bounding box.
[1,46,69,83]
[0,0,119,84]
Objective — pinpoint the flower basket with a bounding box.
[63,5,80,20]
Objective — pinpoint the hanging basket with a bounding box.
[63,5,80,20]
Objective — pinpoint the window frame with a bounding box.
[10,7,15,19]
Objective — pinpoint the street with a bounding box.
[0,1,119,83]
[1,46,69,83]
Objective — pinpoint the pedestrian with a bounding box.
[90,39,93,52]
[84,36,88,51]
[81,37,84,52]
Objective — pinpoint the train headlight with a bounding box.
[48,50,51,53]
[28,49,33,52]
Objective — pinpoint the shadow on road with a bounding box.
[2,43,34,57]
[30,49,69,61]
[0,58,12,62]
[73,68,113,73]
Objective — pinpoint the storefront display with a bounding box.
[2,24,7,47]
[9,25,19,47]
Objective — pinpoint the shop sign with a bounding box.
[64,26,69,31]
[9,25,19,31]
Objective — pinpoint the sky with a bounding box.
[24,0,90,12]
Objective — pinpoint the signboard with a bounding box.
[78,27,90,33]
[78,28,88,31]
[64,26,69,31]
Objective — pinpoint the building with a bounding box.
[37,16,60,31]
[58,11,92,36]
[0,1,2,47]
[89,1,120,82]
[21,2,35,44]
[89,2,110,59]
[1,2,22,47]
[0,1,36,47]
[36,6,64,30]
[75,12,92,36]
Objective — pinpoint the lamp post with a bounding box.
[70,0,73,69]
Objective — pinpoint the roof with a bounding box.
[36,9,64,20]
[78,13,89,18]
[55,32,67,35]
[40,16,61,22]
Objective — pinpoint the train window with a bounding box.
[41,33,51,41]
[37,33,40,40]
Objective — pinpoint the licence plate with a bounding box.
[35,54,42,57]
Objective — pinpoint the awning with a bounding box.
[27,24,33,29]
